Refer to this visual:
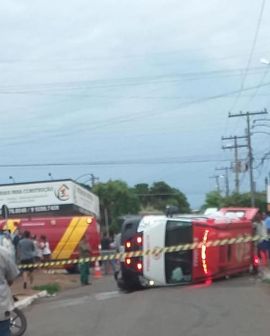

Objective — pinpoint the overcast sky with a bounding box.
[1,0,270,208]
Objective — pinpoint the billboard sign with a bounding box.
[0,180,100,218]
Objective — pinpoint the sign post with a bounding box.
[1,204,9,219]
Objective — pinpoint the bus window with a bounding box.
[165,220,192,284]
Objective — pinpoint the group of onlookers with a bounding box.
[16,230,51,289]
[12,229,51,263]
[0,228,51,289]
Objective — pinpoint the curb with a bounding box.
[261,269,270,282]
[15,290,48,309]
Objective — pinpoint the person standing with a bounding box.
[111,233,121,280]
[17,231,35,289]
[12,228,22,249]
[12,228,22,263]
[0,230,15,262]
[0,246,19,336]
[32,235,43,262]
[264,211,270,258]
[254,213,269,266]
[101,233,112,275]
[40,235,51,261]
[79,235,91,285]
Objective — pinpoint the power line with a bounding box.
[244,65,270,108]
[0,67,267,94]
[222,135,248,193]
[1,80,270,147]
[0,157,267,168]
[229,109,268,206]
[2,35,270,66]
[228,0,266,113]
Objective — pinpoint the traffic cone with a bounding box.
[93,260,102,279]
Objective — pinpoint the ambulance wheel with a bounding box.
[117,278,142,293]
[117,278,129,292]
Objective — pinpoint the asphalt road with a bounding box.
[24,275,270,336]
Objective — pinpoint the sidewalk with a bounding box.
[12,267,114,307]
[12,270,81,303]
[261,267,270,281]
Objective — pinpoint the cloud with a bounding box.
[0,0,270,206]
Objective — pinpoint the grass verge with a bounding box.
[262,278,270,284]
[32,283,61,295]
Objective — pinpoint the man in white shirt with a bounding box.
[0,246,19,336]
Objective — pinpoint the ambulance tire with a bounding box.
[118,282,141,293]
[117,276,143,293]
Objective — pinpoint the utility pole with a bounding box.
[215,167,230,197]
[209,175,221,194]
[90,174,99,188]
[222,135,247,194]
[229,109,268,207]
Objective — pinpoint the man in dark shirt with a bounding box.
[101,234,111,250]
[17,231,35,289]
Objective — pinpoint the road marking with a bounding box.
[95,291,121,301]
[50,296,91,309]
[49,291,122,310]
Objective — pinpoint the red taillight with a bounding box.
[254,256,259,266]
[136,236,142,244]
[125,241,131,249]
[125,258,131,265]
[136,262,143,271]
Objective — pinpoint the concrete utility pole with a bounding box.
[222,135,248,194]
[229,109,268,207]
[209,175,221,194]
[90,174,99,188]
[215,167,230,197]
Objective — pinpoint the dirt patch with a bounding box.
[12,270,81,299]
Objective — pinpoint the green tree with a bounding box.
[203,191,267,212]
[222,192,267,212]
[133,183,150,208]
[149,181,190,213]
[92,180,140,234]
[203,191,223,209]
